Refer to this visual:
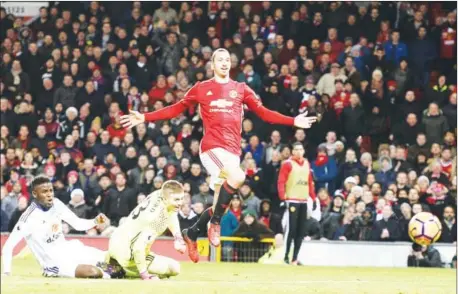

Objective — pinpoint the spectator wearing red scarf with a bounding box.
[421,182,455,218]
[376,21,391,44]
[148,75,169,102]
[39,108,59,137]
[107,115,127,140]
[330,79,350,117]
[321,28,345,56]
[278,39,297,66]
[318,41,338,64]
[229,194,243,222]
[11,125,30,150]
[317,188,332,212]
[258,199,283,235]
[311,145,338,195]
[5,170,29,199]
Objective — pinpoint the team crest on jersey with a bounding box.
[51,224,59,232]
[290,206,296,213]
[229,90,238,98]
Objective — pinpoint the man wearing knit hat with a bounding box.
[67,189,92,233]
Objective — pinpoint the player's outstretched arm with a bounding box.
[2,221,29,275]
[121,82,200,129]
[168,213,186,254]
[57,200,106,231]
[120,103,187,129]
[243,84,317,128]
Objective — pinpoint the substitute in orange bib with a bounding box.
[277,142,316,265]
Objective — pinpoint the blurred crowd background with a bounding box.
[0,1,456,244]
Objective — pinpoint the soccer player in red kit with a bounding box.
[121,48,317,263]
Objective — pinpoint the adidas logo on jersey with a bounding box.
[206,91,213,96]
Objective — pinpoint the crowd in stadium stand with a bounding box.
[0,1,457,243]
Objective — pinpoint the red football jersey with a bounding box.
[182,79,264,155]
[144,78,295,156]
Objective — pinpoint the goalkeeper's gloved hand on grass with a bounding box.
[174,234,186,254]
[140,271,159,281]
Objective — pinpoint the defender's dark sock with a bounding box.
[292,236,303,261]
[187,207,213,241]
[210,181,237,225]
[285,233,294,260]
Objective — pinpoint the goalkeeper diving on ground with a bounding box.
[2,175,186,281]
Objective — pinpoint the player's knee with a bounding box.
[227,168,245,188]
[168,260,181,276]
[76,265,102,279]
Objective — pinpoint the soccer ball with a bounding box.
[408,212,442,245]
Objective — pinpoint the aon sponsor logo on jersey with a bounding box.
[210,99,234,113]
[296,179,308,186]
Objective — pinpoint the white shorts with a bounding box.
[43,240,106,278]
[200,148,241,190]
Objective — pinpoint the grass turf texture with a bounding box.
[1,256,456,294]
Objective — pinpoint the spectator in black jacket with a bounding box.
[75,80,102,110]
[36,78,55,115]
[408,243,443,268]
[438,205,457,243]
[178,202,198,231]
[233,209,275,262]
[53,74,78,110]
[7,196,28,232]
[392,113,424,146]
[372,205,400,241]
[56,106,85,141]
[103,173,137,226]
[321,193,345,240]
[442,92,457,131]
[397,91,423,125]
[90,174,112,217]
[30,125,50,158]
[4,60,30,98]
[92,130,118,165]
[67,189,92,234]
[340,93,365,150]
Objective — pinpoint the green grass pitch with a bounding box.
[1,256,456,294]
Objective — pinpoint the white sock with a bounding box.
[98,267,111,279]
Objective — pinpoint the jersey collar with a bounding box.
[32,199,53,211]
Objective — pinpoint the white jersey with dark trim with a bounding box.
[1,198,97,274]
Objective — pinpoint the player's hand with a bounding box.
[120,110,145,129]
[294,111,317,129]
[174,235,186,254]
[94,214,108,230]
[95,213,108,225]
[140,271,160,281]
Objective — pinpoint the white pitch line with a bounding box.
[3,279,371,285]
[4,279,453,286]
